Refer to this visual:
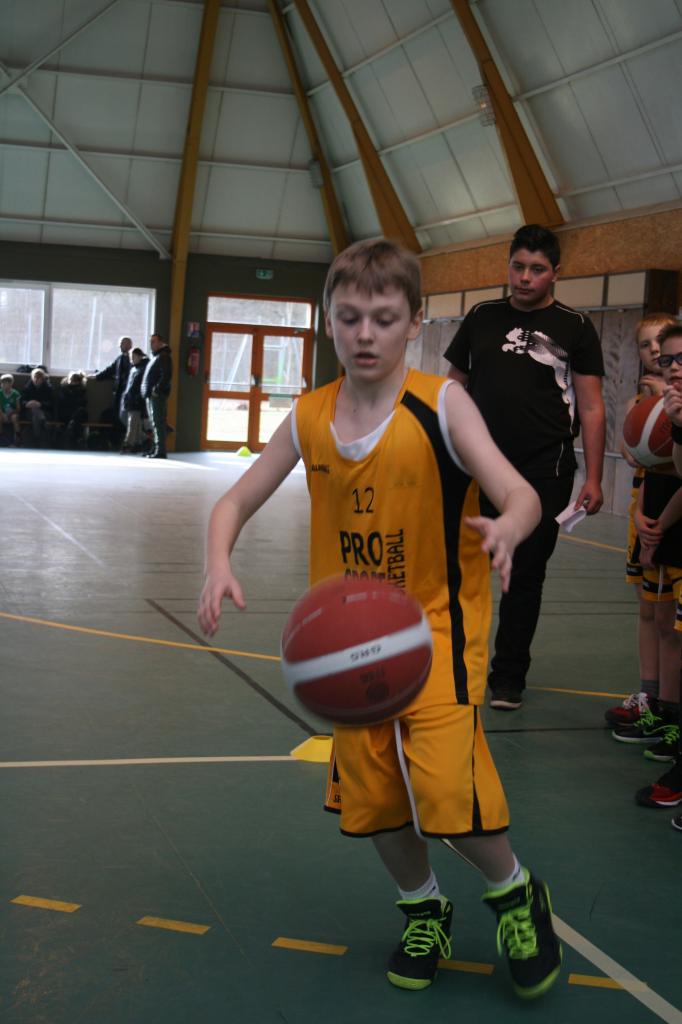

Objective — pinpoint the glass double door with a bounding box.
[202,324,312,451]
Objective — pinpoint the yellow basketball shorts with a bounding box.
[640,564,682,631]
[324,703,509,838]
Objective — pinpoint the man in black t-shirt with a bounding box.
[445,224,605,710]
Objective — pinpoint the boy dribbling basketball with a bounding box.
[198,240,562,999]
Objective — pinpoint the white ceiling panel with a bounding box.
[521,1,617,75]
[480,206,522,238]
[126,160,180,228]
[51,74,140,150]
[132,83,191,155]
[209,92,304,165]
[283,7,327,89]
[569,67,663,180]
[563,188,623,220]
[0,91,54,145]
[384,140,473,225]
[625,41,682,166]
[0,148,50,217]
[143,2,202,80]
[525,88,610,190]
[39,223,129,248]
[312,0,404,68]
[55,2,150,74]
[0,220,42,244]
[200,166,287,233]
[614,175,681,211]
[403,20,480,126]
[274,173,327,237]
[475,0,564,93]
[351,54,437,147]
[271,239,332,263]
[193,234,275,258]
[311,89,356,166]
[212,9,291,92]
[333,163,380,240]
[443,121,514,209]
[43,151,127,223]
[594,0,682,51]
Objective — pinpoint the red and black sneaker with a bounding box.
[635,761,682,808]
[604,692,658,728]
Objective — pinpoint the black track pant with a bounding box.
[480,474,575,693]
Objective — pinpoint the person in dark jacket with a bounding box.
[120,348,150,454]
[58,371,88,449]
[92,336,132,438]
[140,333,172,459]
[21,367,54,444]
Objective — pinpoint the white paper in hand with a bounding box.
[555,502,587,533]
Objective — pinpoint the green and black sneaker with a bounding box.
[386,896,453,990]
[483,868,561,999]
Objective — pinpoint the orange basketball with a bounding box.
[281,575,432,725]
[623,396,673,467]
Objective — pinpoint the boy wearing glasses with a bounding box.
[631,323,682,812]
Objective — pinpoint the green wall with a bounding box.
[0,241,335,450]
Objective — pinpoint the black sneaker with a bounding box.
[482,869,561,999]
[644,724,680,762]
[612,706,668,744]
[489,685,523,710]
[386,896,452,990]
[635,760,682,807]
[671,814,682,832]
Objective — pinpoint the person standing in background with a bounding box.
[141,333,172,460]
[444,224,606,711]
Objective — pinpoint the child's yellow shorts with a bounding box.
[325,703,509,838]
[641,564,682,631]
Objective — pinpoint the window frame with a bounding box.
[0,279,156,375]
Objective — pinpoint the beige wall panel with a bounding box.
[421,207,682,300]
[427,292,462,318]
[607,271,646,307]
[463,286,504,313]
[554,276,603,309]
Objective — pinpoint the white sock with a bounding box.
[485,856,524,892]
[398,869,440,902]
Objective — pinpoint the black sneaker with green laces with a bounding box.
[482,868,561,999]
[386,896,453,990]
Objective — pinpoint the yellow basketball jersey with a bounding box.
[295,369,491,707]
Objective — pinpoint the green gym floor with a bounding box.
[1,449,680,1024]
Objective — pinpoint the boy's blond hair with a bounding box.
[634,312,677,340]
[323,239,422,317]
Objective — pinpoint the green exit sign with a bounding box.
[256,268,274,280]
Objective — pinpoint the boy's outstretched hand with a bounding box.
[197,567,246,637]
[464,516,516,592]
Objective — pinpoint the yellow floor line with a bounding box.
[569,973,648,991]
[558,535,626,554]
[137,916,210,936]
[12,895,81,913]
[528,685,628,699]
[0,611,280,662]
[438,958,494,975]
[272,937,347,956]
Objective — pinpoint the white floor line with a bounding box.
[553,915,682,1023]
[0,755,296,768]
[16,497,105,566]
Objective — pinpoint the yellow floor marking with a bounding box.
[137,916,210,935]
[272,937,347,956]
[12,895,81,913]
[559,535,626,554]
[528,685,628,699]
[569,973,648,991]
[0,611,280,663]
[438,958,494,975]
[0,756,295,769]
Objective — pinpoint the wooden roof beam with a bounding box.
[451,0,563,228]
[292,0,420,252]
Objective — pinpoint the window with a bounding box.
[0,280,156,373]
[0,285,46,367]
[207,295,311,329]
[51,286,155,373]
